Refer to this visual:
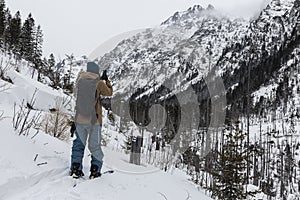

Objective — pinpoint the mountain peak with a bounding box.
[189,5,203,13]
[160,4,221,26]
[161,5,205,25]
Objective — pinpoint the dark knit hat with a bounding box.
[87,62,100,74]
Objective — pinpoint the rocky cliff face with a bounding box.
[99,5,248,99]
[99,0,300,126]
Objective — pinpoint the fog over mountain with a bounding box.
[6,0,268,57]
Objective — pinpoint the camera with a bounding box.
[101,70,108,81]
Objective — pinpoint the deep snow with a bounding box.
[0,59,211,200]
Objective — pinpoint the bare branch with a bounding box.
[62,95,73,108]
[34,154,38,162]
[31,131,39,139]
[184,189,191,200]
[0,110,4,121]
[12,91,42,136]
[37,162,47,166]
[157,192,168,200]
[0,82,10,93]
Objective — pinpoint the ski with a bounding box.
[102,170,114,175]
[72,170,114,187]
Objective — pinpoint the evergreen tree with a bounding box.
[47,53,56,72]
[33,25,43,64]
[0,0,6,44]
[208,120,257,199]
[51,59,64,89]
[9,11,21,56]
[46,53,56,85]
[20,13,35,61]
[32,24,43,81]
[63,54,75,93]
[3,7,11,51]
[282,143,294,198]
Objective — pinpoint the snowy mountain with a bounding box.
[97,0,300,135]
[99,5,248,98]
[96,0,300,199]
[99,0,300,108]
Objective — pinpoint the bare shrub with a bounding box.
[43,98,71,140]
[12,89,42,136]
[0,57,13,83]
[0,82,11,93]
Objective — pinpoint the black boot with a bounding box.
[89,164,101,179]
[69,163,84,179]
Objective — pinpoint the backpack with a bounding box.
[75,75,99,124]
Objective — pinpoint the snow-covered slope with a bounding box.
[99,5,248,99]
[0,118,210,200]
[98,0,300,111]
[0,57,211,199]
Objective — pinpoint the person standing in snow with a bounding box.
[70,61,113,179]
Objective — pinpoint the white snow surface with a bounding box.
[0,59,211,199]
[0,120,210,200]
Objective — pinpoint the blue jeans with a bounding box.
[71,124,104,173]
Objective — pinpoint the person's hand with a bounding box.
[101,70,108,81]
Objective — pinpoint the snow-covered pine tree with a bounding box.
[52,59,64,89]
[0,0,6,46]
[33,25,43,63]
[32,25,43,81]
[207,120,257,199]
[63,54,75,93]
[7,11,21,57]
[45,53,56,85]
[19,13,35,62]
[2,7,11,51]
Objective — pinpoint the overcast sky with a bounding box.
[7,0,268,58]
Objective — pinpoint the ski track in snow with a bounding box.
[0,112,209,199]
[0,138,209,200]
[0,168,82,200]
[0,151,208,200]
